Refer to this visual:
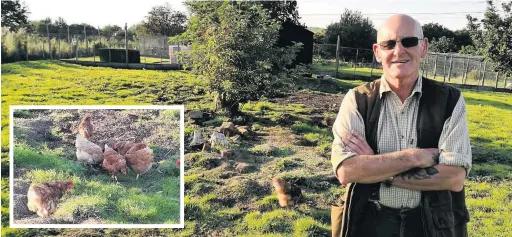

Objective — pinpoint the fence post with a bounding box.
[443,55,447,82]
[25,36,28,61]
[335,35,340,78]
[58,38,61,60]
[84,25,88,57]
[75,36,79,62]
[447,54,453,82]
[125,23,128,65]
[495,71,499,88]
[504,76,509,89]
[370,54,375,79]
[98,26,101,46]
[47,24,52,60]
[433,54,438,79]
[353,48,359,79]
[67,25,70,43]
[42,38,45,59]
[463,56,470,84]
[481,61,487,86]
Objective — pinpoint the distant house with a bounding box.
[277,21,314,66]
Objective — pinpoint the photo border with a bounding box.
[9,105,185,228]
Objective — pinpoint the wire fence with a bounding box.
[1,25,181,64]
[312,43,511,89]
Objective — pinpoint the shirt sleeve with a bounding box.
[438,94,472,175]
[331,89,367,176]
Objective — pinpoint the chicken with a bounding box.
[114,141,136,156]
[102,144,127,182]
[124,143,154,180]
[272,177,302,207]
[75,133,103,164]
[27,180,73,217]
[78,116,93,139]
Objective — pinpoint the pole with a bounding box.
[335,35,340,78]
[433,54,438,79]
[443,55,448,82]
[47,24,52,59]
[447,54,453,82]
[353,48,359,79]
[495,71,499,88]
[370,54,375,79]
[84,25,88,57]
[125,23,128,65]
[481,61,487,86]
[75,35,79,62]
[67,25,70,43]
[463,56,470,84]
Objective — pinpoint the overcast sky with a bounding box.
[24,0,487,30]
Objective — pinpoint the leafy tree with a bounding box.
[429,36,457,53]
[323,9,376,60]
[255,0,301,25]
[467,0,512,75]
[142,3,187,36]
[1,0,30,31]
[422,22,455,41]
[172,1,304,115]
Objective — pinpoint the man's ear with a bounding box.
[372,44,381,63]
[421,38,428,58]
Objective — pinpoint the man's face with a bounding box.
[373,18,428,80]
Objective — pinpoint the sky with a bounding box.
[23,0,488,31]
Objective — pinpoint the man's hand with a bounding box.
[406,148,439,168]
[342,130,374,155]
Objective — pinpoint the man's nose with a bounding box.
[393,41,406,56]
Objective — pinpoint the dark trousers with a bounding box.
[357,202,425,237]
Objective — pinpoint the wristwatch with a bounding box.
[384,176,394,187]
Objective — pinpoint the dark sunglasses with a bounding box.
[378,37,422,50]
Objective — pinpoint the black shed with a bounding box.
[278,21,314,66]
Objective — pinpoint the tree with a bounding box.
[422,22,455,41]
[172,1,304,115]
[423,22,474,52]
[1,0,29,31]
[429,36,457,53]
[467,0,512,75]
[324,9,376,60]
[142,3,187,36]
[255,0,301,25]
[101,25,123,37]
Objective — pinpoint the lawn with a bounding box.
[1,60,511,236]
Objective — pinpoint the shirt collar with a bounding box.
[379,75,423,99]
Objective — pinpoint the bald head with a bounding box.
[377,14,423,42]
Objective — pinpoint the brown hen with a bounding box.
[102,144,127,182]
[124,143,154,180]
[27,180,73,217]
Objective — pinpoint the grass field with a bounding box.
[1,60,511,236]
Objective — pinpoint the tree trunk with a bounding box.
[214,91,241,116]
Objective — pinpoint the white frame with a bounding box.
[9,105,185,229]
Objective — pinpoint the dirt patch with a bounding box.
[270,92,343,114]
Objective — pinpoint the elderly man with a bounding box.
[331,14,471,237]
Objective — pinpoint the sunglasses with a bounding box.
[378,37,423,50]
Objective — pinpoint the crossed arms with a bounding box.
[331,90,472,192]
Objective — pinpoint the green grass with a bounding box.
[12,144,181,224]
[2,60,511,236]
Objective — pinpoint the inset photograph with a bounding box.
[10,106,184,228]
